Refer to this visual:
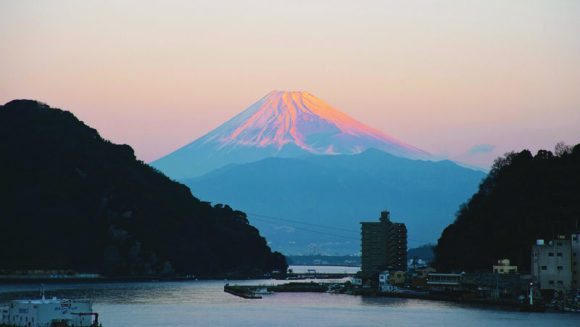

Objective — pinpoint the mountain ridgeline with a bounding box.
[434,144,580,272]
[0,100,286,276]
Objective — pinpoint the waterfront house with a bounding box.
[462,272,531,299]
[413,267,436,279]
[408,267,435,290]
[427,273,463,292]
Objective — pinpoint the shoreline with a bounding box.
[1,279,572,315]
[0,274,355,285]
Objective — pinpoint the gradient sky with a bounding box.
[1,0,579,168]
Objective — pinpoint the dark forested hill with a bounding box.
[434,143,580,272]
[0,100,286,276]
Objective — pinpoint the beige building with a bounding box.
[531,236,572,291]
[493,259,518,274]
[415,266,436,278]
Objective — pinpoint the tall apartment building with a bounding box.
[531,236,572,291]
[361,211,407,278]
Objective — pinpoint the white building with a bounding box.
[531,236,572,291]
[0,297,97,327]
[378,271,396,292]
[378,271,390,286]
[1,306,9,325]
[572,232,580,290]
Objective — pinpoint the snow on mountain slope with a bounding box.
[152,91,430,179]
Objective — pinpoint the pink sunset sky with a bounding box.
[1,0,579,168]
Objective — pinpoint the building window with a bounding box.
[557,242,563,246]
[549,280,555,285]
[557,266,563,270]
[549,252,554,256]
[557,253,563,257]
[541,266,547,270]
[557,281,563,285]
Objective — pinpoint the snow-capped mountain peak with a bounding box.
[202,90,427,156]
[152,91,429,179]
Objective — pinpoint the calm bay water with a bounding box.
[1,278,578,327]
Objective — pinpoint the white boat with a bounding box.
[0,296,99,327]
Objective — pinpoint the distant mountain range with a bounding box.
[184,149,484,254]
[152,91,485,254]
[0,100,286,276]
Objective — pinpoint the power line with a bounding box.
[246,212,359,233]
[246,212,432,244]
[249,216,359,241]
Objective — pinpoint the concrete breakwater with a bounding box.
[224,282,329,299]
[223,281,552,313]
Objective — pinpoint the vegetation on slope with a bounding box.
[0,100,286,276]
[434,142,580,272]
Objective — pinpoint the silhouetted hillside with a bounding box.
[434,143,580,272]
[0,100,286,276]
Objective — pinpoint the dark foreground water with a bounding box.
[1,280,578,327]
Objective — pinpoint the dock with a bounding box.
[224,284,263,299]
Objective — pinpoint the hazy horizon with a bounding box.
[2,0,579,169]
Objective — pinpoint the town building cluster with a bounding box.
[358,210,580,311]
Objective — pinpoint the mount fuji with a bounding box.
[152,91,430,179]
[152,91,485,254]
